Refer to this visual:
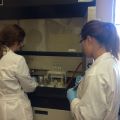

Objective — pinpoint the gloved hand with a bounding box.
[75,75,83,86]
[67,88,77,102]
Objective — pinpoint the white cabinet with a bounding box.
[33,107,74,120]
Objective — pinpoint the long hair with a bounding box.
[0,24,25,59]
[81,20,120,59]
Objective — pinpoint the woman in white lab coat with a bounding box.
[67,20,120,120]
[0,24,38,120]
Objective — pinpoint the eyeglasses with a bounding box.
[80,39,84,43]
[80,36,87,43]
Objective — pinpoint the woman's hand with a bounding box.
[67,88,77,102]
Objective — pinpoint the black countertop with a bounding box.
[28,87,70,110]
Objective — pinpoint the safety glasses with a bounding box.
[80,39,84,43]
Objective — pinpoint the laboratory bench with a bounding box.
[28,86,75,120]
[28,87,70,110]
[28,75,76,110]
[28,75,76,111]
[28,73,76,120]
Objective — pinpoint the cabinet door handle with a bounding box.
[34,110,48,115]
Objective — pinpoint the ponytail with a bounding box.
[105,23,119,59]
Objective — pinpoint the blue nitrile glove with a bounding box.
[67,88,77,102]
[73,75,84,90]
[75,75,82,86]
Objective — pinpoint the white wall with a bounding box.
[96,0,115,23]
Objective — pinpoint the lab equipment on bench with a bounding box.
[30,69,66,88]
[47,71,66,88]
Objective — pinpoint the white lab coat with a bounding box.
[71,53,120,120]
[0,49,38,120]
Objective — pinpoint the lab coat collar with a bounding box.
[92,52,113,66]
[3,46,11,55]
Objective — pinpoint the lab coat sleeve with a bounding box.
[70,74,108,120]
[15,56,38,92]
